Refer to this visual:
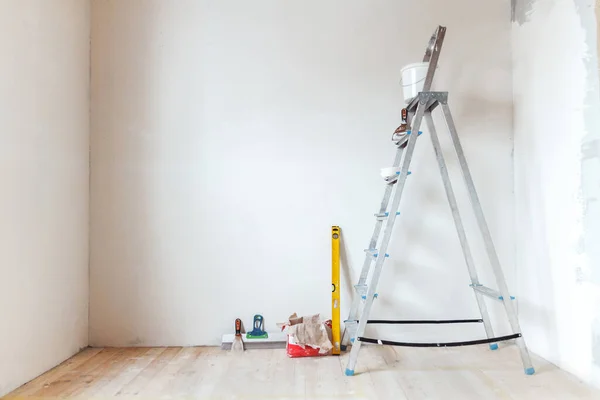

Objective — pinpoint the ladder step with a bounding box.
[470,284,515,301]
[374,212,400,221]
[364,249,389,259]
[354,285,378,300]
[354,284,368,297]
[344,320,358,343]
[383,171,412,184]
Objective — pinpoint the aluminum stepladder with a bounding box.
[341,26,535,377]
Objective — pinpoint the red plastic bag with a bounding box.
[280,315,333,358]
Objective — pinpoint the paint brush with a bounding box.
[231,318,244,352]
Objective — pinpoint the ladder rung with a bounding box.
[470,284,515,301]
[374,211,400,221]
[354,284,368,297]
[364,249,389,258]
[344,320,358,343]
[354,285,378,300]
[362,293,378,300]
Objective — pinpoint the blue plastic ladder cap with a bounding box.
[374,293,379,298]
[499,296,516,301]
[489,343,499,351]
[525,367,535,375]
[345,368,355,376]
[407,171,412,175]
[418,131,423,135]
[350,338,355,343]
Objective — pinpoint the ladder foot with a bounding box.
[489,343,499,351]
[525,367,535,375]
[345,368,355,376]
[340,345,347,351]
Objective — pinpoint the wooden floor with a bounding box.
[4,345,600,399]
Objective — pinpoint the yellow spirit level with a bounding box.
[332,226,341,355]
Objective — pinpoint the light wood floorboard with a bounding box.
[3,345,600,399]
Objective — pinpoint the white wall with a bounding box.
[0,0,90,396]
[512,0,600,388]
[90,0,515,347]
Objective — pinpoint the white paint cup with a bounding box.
[401,62,430,103]
[380,167,401,179]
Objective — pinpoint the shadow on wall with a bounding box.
[340,232,355,302]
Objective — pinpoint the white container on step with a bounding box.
[400,62,430,104]
[381,167,401,180]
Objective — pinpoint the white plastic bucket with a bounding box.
[400,62,430,103]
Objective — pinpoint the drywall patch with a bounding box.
[512,0,600,386]
[512,0,536,24]
[575,0,600,285]
[575,0,600,378]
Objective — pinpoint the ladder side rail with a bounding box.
[440,101,534,374]
[345,100,427,376]
[341,145,405,348]
[422,27,446,93]
[424,111,496,348]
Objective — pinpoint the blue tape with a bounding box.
[525,367,535,375]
